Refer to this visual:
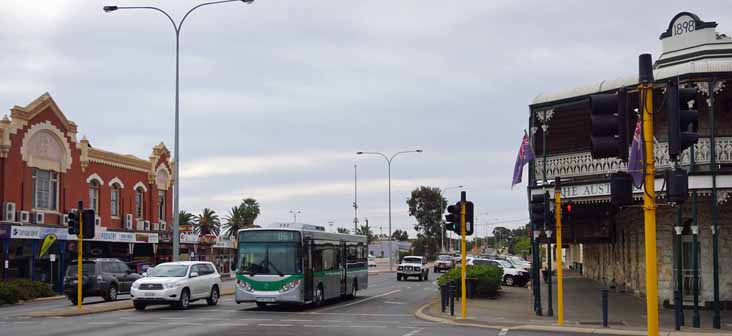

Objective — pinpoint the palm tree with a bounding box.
[240,198,260,227]
[195,208,221,236]
[178,210,196,230]
[223,206,245,238]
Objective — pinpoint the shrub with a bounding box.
[0,279,55,305]
[437,265,503,297]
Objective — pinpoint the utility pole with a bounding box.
[354,164,359,233]
[639,53,659,336]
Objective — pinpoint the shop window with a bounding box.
[110,184,120,217]
[32,169,58,210]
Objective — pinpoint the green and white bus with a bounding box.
[234,224,368,308]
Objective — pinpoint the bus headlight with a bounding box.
[238,280,253,292]
[279,279,301,292]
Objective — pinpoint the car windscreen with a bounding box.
[66,263,95,276]
[438,255,452,261]
[402,257,422,263]
[472,259,494,266]
[148,265,189,277]
[497,260,514,268]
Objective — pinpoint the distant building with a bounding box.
[368,239,411,258]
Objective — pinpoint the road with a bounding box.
[0,273,606,336]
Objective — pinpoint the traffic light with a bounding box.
[610,171,634,206]
[530,194,545,228]
[82,209,96,239]
[666,168,689,203]
[68,211,80,235]
[464,201,474,236]
[590,88,630,160]
[666,79,699,161]
[445,202,460,233]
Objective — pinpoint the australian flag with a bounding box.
[628,119,643,188]
[511,132,535,188]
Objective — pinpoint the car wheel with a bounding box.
[105,285,118,302]
[314,285,325,307]
[256,302,268,309]
[504,275,515,287]
[348,280,357,299]
[397,275,402,281]
[177,289,190,310]
[133,302,146,311]
[207,286,219,306]
[69,297,79,306]
[424,272,429,281]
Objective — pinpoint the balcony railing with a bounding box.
[534,137,732,180]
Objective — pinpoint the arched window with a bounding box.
[110,184,120,217]
[135,187,144,219]
[32,169,58,210]
[89,180,100,212]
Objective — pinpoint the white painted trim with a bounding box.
[108,177,125,188]
[86,173,104,185]
[133,181,148,192]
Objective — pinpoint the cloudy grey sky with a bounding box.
[2,1,731,237]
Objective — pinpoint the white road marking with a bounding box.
[198,317,228,321]
[350,325,386,328]
[383,301,406,305]
[130,322,158,325]
[14,321,34,324]
[88,322,116,325]
[217,323,249,326]
[174,322,203,326]
[258,323,292,327]
[498,328,509,336]
[316,289,401,312]
[238,318,273,321]
[160,317,186,320]
[402,328,423,336]
[322,319,349,322]
[397,326,419,329]
[280,319,313,322]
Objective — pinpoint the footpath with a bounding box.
[417,271,732,335]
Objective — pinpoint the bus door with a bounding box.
[304,239,313,302]
[340,242,347,295]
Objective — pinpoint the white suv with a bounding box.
[397,256,429,281]
[131,261,222,310]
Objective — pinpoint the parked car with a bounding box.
[433,254,455,273]
[130,261,222,310]
[63,258,142,305]
[506,255,531,271]
[397,256,429,281]
[368,255,377,267]
[468,257,530,287]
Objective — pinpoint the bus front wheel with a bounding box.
[314,286,325,307]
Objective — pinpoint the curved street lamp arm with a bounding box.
[179,0,242,33]
[389,150,422,163]
[357,151,389,163]
[112,6,178,32]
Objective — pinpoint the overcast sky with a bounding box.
[2,1,731,238]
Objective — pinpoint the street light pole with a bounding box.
[103,0,254,262]
[289,210,301,224]
[357,149,422,271]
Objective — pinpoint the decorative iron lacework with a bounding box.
[535,137,732,180]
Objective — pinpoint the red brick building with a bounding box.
[0,93,174,288]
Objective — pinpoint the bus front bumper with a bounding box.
[235,286,304,304]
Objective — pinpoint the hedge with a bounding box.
[437,265,503,297]
[0,279,56,305]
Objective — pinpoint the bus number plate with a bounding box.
[257,297,276,302]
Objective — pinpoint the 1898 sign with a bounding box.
[673,18,695,36]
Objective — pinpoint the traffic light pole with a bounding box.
[555,177,564,325]
[77,201,83,310]
[640,54,659,336]
[460,191,467,320]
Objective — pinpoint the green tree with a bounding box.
[195,208,221,236]
[240,198,261,227]
[356,225,376,244]
[178,210,196,228]
[391,229,409,241]
[223,206,245,238]
[407,186,447,258]
[511,236,532,257]
[337,227,350,234]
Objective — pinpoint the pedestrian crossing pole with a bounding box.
[554,177,564,325]
[77,201,83,310]
[639,53,659,336]
[460,191,467,320]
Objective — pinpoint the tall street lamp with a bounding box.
[440,185,463,253]
[103,0,254,262]
[356,149,423,270]
[289,210,302,224]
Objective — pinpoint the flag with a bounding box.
[628,119,643,188]
[39,233,57,258]
[512,132,536,188]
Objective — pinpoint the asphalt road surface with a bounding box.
[0,273,605,336]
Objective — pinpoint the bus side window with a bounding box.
[312,245,323,272]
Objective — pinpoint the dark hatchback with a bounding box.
[63,258,142,305]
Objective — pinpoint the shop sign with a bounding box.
[180,233,199,244]
[96,231,159,244]
[159,231,171,243]
[11,226,77,241]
